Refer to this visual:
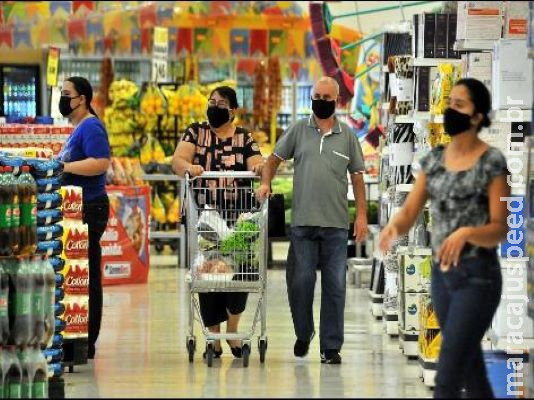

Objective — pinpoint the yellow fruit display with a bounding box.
[139,134,167,165]
[108,79,139,109]
[151,192,167,225]
[166,196,181,224]
[140,84,167,116]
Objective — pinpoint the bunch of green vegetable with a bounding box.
[220,220,260,266]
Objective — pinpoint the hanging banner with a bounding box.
[0,27,13,49]
[152,26,169,82]
[269,29,287,57]
[250,29,268,56]
[177,27,193,55]
[47,47,61,87]
[231,29,250,56]
[72,1,96,16]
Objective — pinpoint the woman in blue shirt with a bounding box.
[57,76,111,360]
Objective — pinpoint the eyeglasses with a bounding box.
[208,99,230,108]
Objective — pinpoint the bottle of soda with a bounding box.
[0,167,14,257]
[17,166,37,255]
[4,345,21,398]
[0,261,10,345]
[18,347,31,399]
[42,259,55,349]
[30,346,47,399]
[4,166,21,256]
[30,257,45,347]
[9,258,32,347]
[51,333,63,348]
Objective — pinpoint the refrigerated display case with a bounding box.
[0,64,41,119]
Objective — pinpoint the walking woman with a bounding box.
[172,86,264,359]
[57,77,111,360]
[379,78,509,398]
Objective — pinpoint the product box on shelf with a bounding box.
[504,1,529,39]
[100,185,151,285]
[403,292,423,332]
[61,260,89,296]
[492,39,533,110]
[456,1,504,41]
[59,186,83,220]
[399,253,432,293]
[59,219,89,261]
[463,52,492,93]
[61,296,89,340]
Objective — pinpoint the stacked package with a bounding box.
[30,158,68,382]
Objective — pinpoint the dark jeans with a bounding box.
[431,256,502,398]
[83,195,110,351]
[286,226,348,352]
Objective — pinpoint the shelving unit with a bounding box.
[413,58,462,67]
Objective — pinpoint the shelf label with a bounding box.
[152,26,169,83]
[46,47,60,87]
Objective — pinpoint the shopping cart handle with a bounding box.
[189,171,258,180]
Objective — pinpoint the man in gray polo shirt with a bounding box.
[257,76,368,364]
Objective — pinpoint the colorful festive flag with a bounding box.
[250,29,268,56]
[141,27,152,54]
[193,28,213,57]
[0,26,13,50]
[305,31,315,58]
[68,18,87,43]
[3,3,27,25]
[103,9,122,37]
[49,19,68,46]
[49,1,72,19]
[72,1,95,17]
[157,3,174,26]
[139,3,156,29]
[13,26,31,49]
[167,27,177,55]
[268,30,287,57]
[212,28,230,58]
[26,2,50,24]
[287,29,305,58]
[177,28,193,55]
[231,29,250,56]
[86,16,103,40]
[210,1,232,16]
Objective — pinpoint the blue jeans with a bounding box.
[286,226,348,352]
[431,255,502,398]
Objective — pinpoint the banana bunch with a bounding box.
[109,79,139,109]
[173,83,209,131]
[139,134,167,165]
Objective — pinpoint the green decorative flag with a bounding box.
[268,29,287,57]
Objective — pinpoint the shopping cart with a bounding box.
[183,171,268,367]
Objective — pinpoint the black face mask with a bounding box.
[59,95,80,118]
[312,99,336,119]
[444,107,474,136]
[207,106,230,128]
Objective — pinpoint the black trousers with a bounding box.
[83,195,110,350]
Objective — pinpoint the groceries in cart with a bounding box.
[195,207,262,281]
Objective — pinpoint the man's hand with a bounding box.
[256,183,271,203]
[186,165,204,178]
[252,163,264,176]
[354,213,368,243]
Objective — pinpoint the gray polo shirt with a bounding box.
[274,115,365,230]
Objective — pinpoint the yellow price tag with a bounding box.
[46,47,60,87]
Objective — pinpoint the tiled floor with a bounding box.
[65,265,432,398]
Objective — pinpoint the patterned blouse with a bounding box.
[182,122,261,211]
[419,145,509,260]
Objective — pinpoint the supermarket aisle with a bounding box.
[65,266,432,398]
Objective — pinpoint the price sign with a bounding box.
[47,47,60,87]
[152,27,169,82]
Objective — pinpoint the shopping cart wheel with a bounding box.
[258,338,267,363]
[242,343,251,368]
[206,343,214,367]
[187,337,196,363]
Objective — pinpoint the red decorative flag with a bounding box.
[250,29,268,56]
[0,27,13,49]
[72,1,95,16]
[141,28,152,54]
[139,3,156,29]
[177,28,193,55]
[68,18,87,43]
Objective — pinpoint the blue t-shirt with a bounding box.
[57,117,111,202]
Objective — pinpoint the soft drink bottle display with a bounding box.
[30,347,47,399]
[30,257,45,346]
[54,303,65,317]
[17,166,37,255]
[54,318,65,334]
[4,167,21,256]
[43,348,63,364]
[4,346,22,399]
[9,258,32,347]
[0,167,14,257]
[0,261,10,345]
[52,333,63,348]
[18,347,31,399]
[43,259,55,348]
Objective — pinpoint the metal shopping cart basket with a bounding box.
[183,171,268,367]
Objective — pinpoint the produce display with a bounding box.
[106,157,145,187]
[151,190,180,228]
